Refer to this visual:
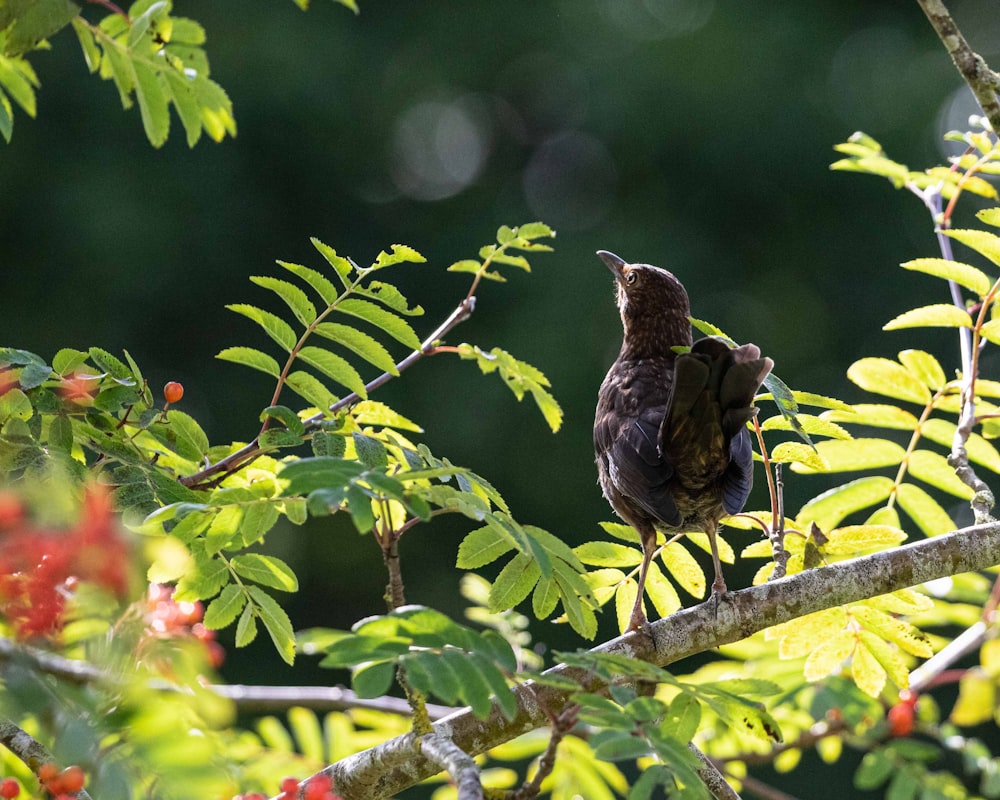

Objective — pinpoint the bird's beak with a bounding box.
[596,250,627,280]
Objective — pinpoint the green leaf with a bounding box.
[235,602,258,646]
[883,303,972,330]
[247,585,296,664]
[0,53,36,116]
[355,281,424,315]
[314,323,398,374]
[216,346,281,378]
[285,370,337,411]
[232,553,298,591]
[847,357,931,405]
[352,660,396,699]
[900,258,993,297]
[336,298,421,349]
[980,318,1000,346]
[133,60,170,147]
[945,228,1000,267]
[297,346,367,397]
[448,259,481,275]
[489,553,541,611]
[278,457,367,496]
[164,409,210,461]
[4,0,78,57]
[370,243,425,269]
[352,432,388,469]
[921,418,1000,472]
[203,584,246,629]
[660,541,706,599]
[227,304,298,351]
[250,275,317,326]
[457,525,516,568]
[760,413,851,440]
[855,749,895,790]
[310,238,353,286]
[162,68,201,147]
[277,260,338,305]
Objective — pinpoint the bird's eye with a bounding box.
[625,271,637,285]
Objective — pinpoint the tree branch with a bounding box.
[419,732,483,800]
[917,0,1000,134]
[325,520,1000,799]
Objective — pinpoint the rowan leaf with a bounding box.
[847,358,931,405]
[791,438,905,473]
[900,258,993,297]
[336,298,421,349]
[907,449,974,499]
[251,276,317,326]
[232,553,298,591]
[297,346,367,397]
[945,228,1000,267]
[313,323,398,374]
[277,260,338,305]
[217,346,281,378]
[797,476,895,532]
[883,303,972,330]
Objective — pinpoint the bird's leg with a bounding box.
[627,527,656,632]
[707,524,727,615]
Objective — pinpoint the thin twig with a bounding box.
[508,705,578,800]
[179,297,476,489]
[917,0,1000,134]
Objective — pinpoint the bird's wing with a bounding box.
[596,407,682,526]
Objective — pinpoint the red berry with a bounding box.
[163,381,184,404]
[58,766,84,794]
[280,777,300,794]
[887,700,915,737]
[0,778,20,798]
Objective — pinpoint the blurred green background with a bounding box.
[2,0,999,792]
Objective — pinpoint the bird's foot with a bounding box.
[626,605,650,634]
[708,578,728,618]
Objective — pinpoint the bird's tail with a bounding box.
[661,336,773,497]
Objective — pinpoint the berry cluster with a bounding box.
[233,774,340,800]
[37,763,85,798]
[145,584,225,668]
[0,486,128,639]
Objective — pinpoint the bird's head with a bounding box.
[597,250,693,355]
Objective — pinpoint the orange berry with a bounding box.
[163,381,184,404]
[37,763,57,786]
[59,766,84,794]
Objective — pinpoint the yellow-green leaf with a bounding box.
[686,531,735,564]
[851,604,933,658]
[659,541,705,599]
[791,438,905,474]
[771,607,848,659]
[857,630,910,689]
[645,560,681,619]
[898,349,948,391]
[921,418,1000,472]
[760,413,851,440]
[979,318,1000,346]
[907,449,974,499]
[883,303,972,331]
[823,525,906,556]
[771,441,827,470]
[896,482,957,536]
[575,541,642,567]
[822,403,918,430]
[951,671,995,726]
[615,580,639,633]
[851,636,887,698]
[797,476,895,532]
[900,259,993,298]
[945,228,1000,267]
[803,629,855,681]
[847,357,931,405]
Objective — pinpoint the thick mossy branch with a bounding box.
[327,521,1000,799]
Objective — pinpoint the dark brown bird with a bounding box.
[593,250,773,631]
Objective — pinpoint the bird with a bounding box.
[593,250,773,631]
